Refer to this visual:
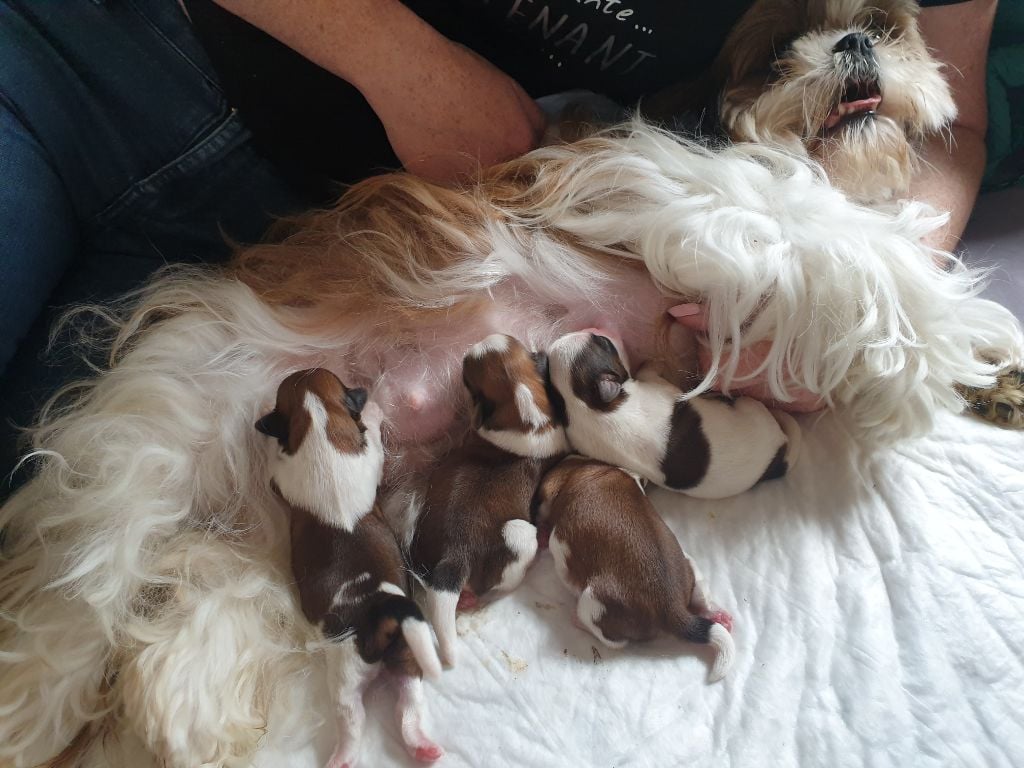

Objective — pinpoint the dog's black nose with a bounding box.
[833,32,874,56]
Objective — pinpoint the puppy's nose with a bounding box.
[833,32,874,56]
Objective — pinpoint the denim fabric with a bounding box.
[0,0,309,493]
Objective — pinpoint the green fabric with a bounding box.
[983,2,1024,189]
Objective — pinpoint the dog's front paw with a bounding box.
[961,366,1024,429]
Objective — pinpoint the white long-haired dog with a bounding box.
[1,2,1021,765]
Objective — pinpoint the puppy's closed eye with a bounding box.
[344,387,368,416]
[597,375,623,404]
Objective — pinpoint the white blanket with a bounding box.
[257,411,1024,768]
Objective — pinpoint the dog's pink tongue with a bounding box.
[824,95,882,130]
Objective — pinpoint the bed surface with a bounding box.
[255,410,1024,768]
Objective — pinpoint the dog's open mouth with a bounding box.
[823,78,882,131]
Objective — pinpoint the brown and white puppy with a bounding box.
[256,369,443,768]
[537,455,735,681]
[409,334,569,667]
[547,331,801,499]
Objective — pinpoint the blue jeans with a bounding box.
[0,0,309,490]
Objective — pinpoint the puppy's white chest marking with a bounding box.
[270,392,383,530]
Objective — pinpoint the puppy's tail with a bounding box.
[357,593,443,681]
[673,613,735,683]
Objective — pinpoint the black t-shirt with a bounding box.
[184,0,966,195]
[419,0,754,102]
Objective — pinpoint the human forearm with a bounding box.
[210,0,544,181]
[912,126,987,251]
[913,0,997,251]
[209,0,448,96]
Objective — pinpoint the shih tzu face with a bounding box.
[718,0,957,203]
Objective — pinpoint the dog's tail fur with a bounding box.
[357,593,442,681]
[673,612,735,683]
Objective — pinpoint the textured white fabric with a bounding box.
[256,411,1024,768]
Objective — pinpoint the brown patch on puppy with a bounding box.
[256,368,368,455]
[757,444,789,483]
[290,504,404,641]
[660,401,712,490]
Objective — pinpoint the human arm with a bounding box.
[912,0,997,251]
[209,0,545,182]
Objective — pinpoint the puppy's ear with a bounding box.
[345,387,368,415]
[597,375,623,404]
[473,394,497,429]
[255,411,287,440]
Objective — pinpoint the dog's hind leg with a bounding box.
[494,519,539,593]
[394,675,443,763]
[422,587,459,669]
[324,637,373,768]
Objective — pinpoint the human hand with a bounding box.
[669,303,825,412]
[213,0,545,184]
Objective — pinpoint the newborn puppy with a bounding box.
[547,331,800,499]
[537,455,735,681]
[256,369,443,767]
[410,334,569,666]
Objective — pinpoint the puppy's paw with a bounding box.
[456,588,478,611]
[326,750,358,768]
[411,742,444,763]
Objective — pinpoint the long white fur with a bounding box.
[1,118,1020,764]
[548,332,792,498]
[268,393,384,531]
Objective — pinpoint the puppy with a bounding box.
[409,334,569,666]
[537,455,735,681]
[256,369,443,767]
[547,331,800,499]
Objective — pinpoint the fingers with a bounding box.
[668,303,708,331]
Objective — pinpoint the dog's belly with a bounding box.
[367,272,694,462]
